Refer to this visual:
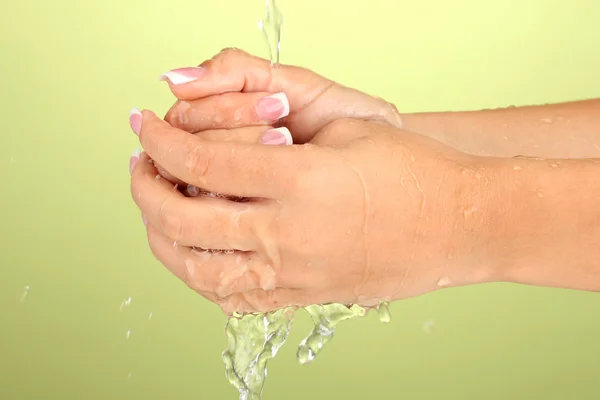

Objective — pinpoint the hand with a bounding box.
[159,49,402,144]
[150,48,403,186]
[130,111,496,314]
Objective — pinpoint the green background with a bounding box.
[1,0,599,399]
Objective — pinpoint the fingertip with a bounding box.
[140,109,169,130]
[278,127,293,145]
[129,108,143,136]
[260,127,294,146]
[159,67,206,85]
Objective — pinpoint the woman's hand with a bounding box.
[129,111,498,314]
[159,48,402,144]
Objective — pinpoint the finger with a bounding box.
[165,92,290,133]
[157,49,402,144]
[153,125,285,186]
[130,152,261,251]
[158,49,284,100]
[146,224,281,298]
[144,224,219,304]
[138,110,309,199]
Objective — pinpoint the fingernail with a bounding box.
[260,127,293,146]
[256,92,290,121]
[129,108,142,136]
[142,215,148,227]
[129,149,141,174]
[159,67,206,85]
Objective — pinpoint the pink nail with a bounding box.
[159,67,206,85]
[256,92,290,121]
[129,149,141,174]
[142,215,148,227]
[129,108,142,136]
[260,127,293,146]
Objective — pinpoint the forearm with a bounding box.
[400,99,600,158]
[482,156,600,291]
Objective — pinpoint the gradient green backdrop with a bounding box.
[1,1,599,399]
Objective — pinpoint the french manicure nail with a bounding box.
[159,67,206,85]
[129,108,142,136]
[130,149,141,174]
[260,127,293,146]
[256,92,290,121]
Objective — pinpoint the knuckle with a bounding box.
[319,118,355,140]
[216,47,247,61]
[184,140,213,181]
[145,227,160,258]
[158,198,183,241]
[129,174,141,202]
[381,100,403,127]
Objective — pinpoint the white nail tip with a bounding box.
[273,127,293,145]
[158,69,202,85]
[131,148,142,158]
[269,92,290,119]
[130,108,142,117]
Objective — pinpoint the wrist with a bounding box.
[437,154,505,288]
[477,156,600,290]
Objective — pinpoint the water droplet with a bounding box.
[377,301,391,323]
[9,157,16,165]
[119,297,132,312]
[127,372,133,380]
[187,185,200,197]
[540,118,553,124]
[423,319,435,334]
[437,277,452,287]
[20,285,30,302]
[148,312,153,320]
[297,345,315,364]
[126,329,131,340]
[513,166,522,171]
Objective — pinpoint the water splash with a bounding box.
[258,0,283,66]
[296,304,366,365]
[216,3,395,397]
[222,308,296,400]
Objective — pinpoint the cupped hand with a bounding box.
[130,110,496,315]
[159,48,402,144]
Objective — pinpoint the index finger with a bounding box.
[158,48,330,105]
[159,49,273,101]
[137,110,310,199]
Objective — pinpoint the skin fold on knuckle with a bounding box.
[184,140,212,183]
[158,197,184,241]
